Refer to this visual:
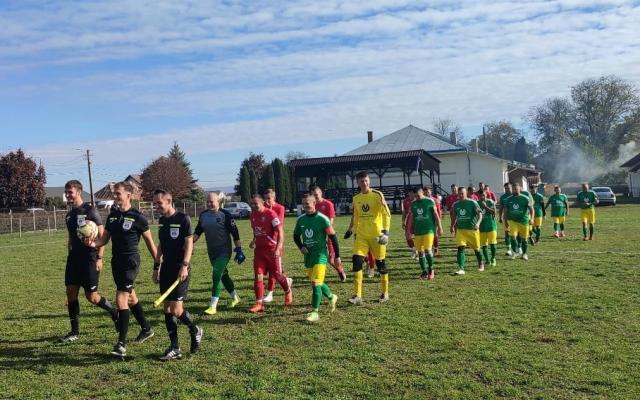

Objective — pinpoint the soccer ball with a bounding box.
[77,220,99,241]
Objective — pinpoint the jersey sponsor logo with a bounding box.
[216,217,222,223]
[77,215,86,225]
[254,226,264,236]
[362,204,370,212]
[170,227,180,239]
[459,209,467,216]
[416,208,424,215]
[304,228,314,238]
[512,204,520,210]
[122,219,133,231]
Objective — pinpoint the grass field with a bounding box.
[1,206,639,399]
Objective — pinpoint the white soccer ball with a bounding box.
[77,220,98,241]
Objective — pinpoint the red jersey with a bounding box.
[316,198,336,219]
[485,190,497,201]
[445,194,458,210]
[250,208,281,251]
[265,202,285,226]
[402,197,413,215]
[469,193,479,201]
[431,195,442,216]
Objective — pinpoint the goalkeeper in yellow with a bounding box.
[344,171,391,304]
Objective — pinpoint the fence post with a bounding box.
[183,202,186,213]
[151,206,155,223]
[48,216,51,236]
[193,202,196,218]
[9,210,13,234]
[19,217,22,238]
[53,206,57,230]
[32,212,36,232]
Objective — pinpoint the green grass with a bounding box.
[1,206,639,399]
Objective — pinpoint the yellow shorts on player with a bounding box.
[533,217,543,227]
[508,221,530,239]
[306,264,326,285]
[553,216,566,224]
[455,229,480,250]
[479,230,498,246]
[414,233,435,252]
[581,209,596,224]
[353,235,386,259]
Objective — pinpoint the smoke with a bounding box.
[615,141,638,168]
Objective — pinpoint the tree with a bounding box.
[235,152,267,195]
[238,166,251,202]
[284,151,309,164]
[272,158,290,207]
[249,168,258,196]
[260,164,276,193]
[432,117,465,144]
[513,137,529,163]
[472,121,523,159]
[140,156,191,201]
[0,149,46,208]
[168,142,203,201]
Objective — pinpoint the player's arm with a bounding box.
[345,205,357,239]
[528,204,534,224]
[179,235,193,282]
[293,223,307,255]
[380,196,391,234]
[497,201,503,222]
[275,223,284,257]
[192,217,203,244]
[142,229,158,261]
[325,225,342,268]
[449,206,457,233]
[564,197,569,216]
[474,206,483,230]
[153,244,163,283]
[95,225,106,271]
[433,207,443,236]
[90,229,111,248]
[593,192,599,205]
[501,206,509,229]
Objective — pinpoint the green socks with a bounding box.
[456,247,466,270]
[419,256,427,273]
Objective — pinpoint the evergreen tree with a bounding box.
[249,168,258,196]
[239,166,251,202]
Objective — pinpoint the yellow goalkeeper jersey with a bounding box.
[352,189,391,239]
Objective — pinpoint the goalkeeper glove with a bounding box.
[344,230,353,240]
[377,230,389,245]
[234,247,246,264]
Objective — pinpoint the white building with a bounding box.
[621,153,640,197]
[344,125,540,194]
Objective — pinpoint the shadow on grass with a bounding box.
[0,345,131,370]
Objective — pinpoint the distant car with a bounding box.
[224,202,251,218]
[592,187,616,206]
[96,199,114,209]
[26,207,45,212]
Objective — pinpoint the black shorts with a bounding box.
[111,254,140,293]
[159,263,190,302]
[65,252,100,293]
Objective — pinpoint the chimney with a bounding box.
[449,131,457,144]
[367,131,373,143]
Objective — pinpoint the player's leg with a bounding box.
[205,256,230,315]
[123,257,153,344]
[306,264,332,322]
[371,239,389,303]
[250,254,266,312]
[264,273,276,302]
[268,256,292,305]
[425,233,435,280]
[220,268,240,307]
[581,210,588,240]
[167,275,202,354]
[489,230,498,266]
[433,233,439,257]
[455,230,467,275]
[503,221,511,255]
[559,216,566,237]
[588,210,595,240]
[349,235,368,304]
[62,284,81,342]
[82,255,118,327]
[327,238,346,282]
[508,222,519,259]
[471,231,484,271]
[405,226,417,258]
[415,235,428,278]
[480,232,490,264]
[553,217,560,238]
[519,224,530,260]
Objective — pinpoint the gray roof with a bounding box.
[45,187,92,199]
[344,125,466,156]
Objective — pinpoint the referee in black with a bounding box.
[90,181,157,358]
[60,180,118,343]
[152,189,202,361]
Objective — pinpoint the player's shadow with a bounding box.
[4,313,67,321]
[0,344,118,370]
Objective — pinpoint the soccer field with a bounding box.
[1,206,639,399]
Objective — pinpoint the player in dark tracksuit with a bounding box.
[59,180,118,343]
[152,189,202,361]
[89,181,158,358]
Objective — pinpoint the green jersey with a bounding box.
[293,212,331,267]
[577,190,597,209]
[548,194,568,217]
[411,197,436,235]
[453,199,480,230]
[532,192,545,217]
[505,194,531,224]
[499,192,512,210]
[520,190,534,207]
[478,199,497,233]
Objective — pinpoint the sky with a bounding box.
[2,0,640,191]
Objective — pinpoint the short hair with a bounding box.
[513,182,521,188]
[450,184,456,188]
[264,188,275,195]
[64,180,83,191]
[355,171,369,180]
[303,193,316,202]
[251,193,264,200]
[308,184,320,192]
[554,185,560,189]
[153,189,172,201]
[411,186,419,194]
[457,186,466,192]
[114,181,133,193]
[504,182,512,188]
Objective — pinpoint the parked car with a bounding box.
[592,186,616,206]
[224,202,251,218]
[26,207,45,212]
[96,199,114,209]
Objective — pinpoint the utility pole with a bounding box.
[482,125,488,153]
[85,149,95,206]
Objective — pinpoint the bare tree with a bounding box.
[432,117,464,143]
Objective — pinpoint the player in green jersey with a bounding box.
[407,187,443,280]
[478,189,498,267]
[498,182,513,255]
[530,184,546,244]
[293,195,340,322]
[502,183,534,261]
[545,186,569,238]
[577,183,598,240]
[450,187,484,275]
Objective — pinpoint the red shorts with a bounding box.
[254,250,281,275]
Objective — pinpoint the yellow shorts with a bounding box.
[533,217,543,227]
[455,229,480,250]
[508,221,530,239]
[553,216,566,224]
[353,235,386,259]
[581,208,596,224]
[479,230,498,246]
[306,264,326,285]
[414,233,435,252]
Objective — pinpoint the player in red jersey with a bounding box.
[401,188,418,259]
[425,187,442,256]
[445,184,458,211]
[310,185,347,282]
[248,194,292,313]
[262,188,293,304]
